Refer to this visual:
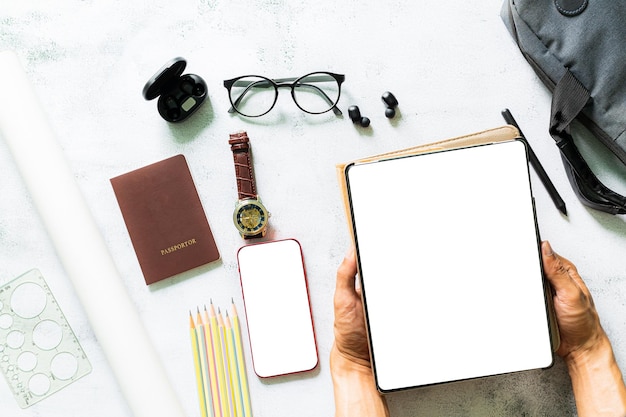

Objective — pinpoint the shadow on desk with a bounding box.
[385,359,575,416]
[258,364,321,386]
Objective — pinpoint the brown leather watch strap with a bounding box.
[229,131,257,200]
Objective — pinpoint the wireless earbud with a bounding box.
[348,105,370,128]
[142,57,207,123]
[164,96,180,121]
[381,91,398,118]
[180,77,194,95]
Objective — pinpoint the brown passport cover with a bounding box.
[111,154,220,285]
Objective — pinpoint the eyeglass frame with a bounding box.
[223,71,345,117]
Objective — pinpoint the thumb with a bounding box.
[335,247,358,294]
[541,241,583,299]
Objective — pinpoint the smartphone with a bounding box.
[236,239,318,378]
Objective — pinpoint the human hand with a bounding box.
[541,241,605,361]
[542,241,626,417]
[331,248,389,417]
[332,247,370,366]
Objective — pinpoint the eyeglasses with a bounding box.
[223,71,345,117]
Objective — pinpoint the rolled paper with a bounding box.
[0,50,186,417]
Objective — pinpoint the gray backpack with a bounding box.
[501,0,626,214]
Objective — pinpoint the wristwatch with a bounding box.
[229,131,270,239]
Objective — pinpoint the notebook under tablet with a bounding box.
[345,139,554,393]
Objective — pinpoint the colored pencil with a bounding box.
[231,301,252,417]
[210,303,231,417]
[196,309,215,417]
[189,312,209,417]
[203,305,222,417]
[225,311,244,417]
[218,309,236,417]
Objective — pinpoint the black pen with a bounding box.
[501,109,568,216]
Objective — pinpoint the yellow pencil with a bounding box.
[203,305,222,417]
[189,312,209,417]
[196,308,214,417]
[225,311,244,417]
[231,300,252,417]
[218,308,236,417]
[210,302,231,417]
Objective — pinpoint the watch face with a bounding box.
[233,199,268,236]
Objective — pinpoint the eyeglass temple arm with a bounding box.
[228,79,268,113]
[228,77,342,116]
[292,83,343,115]
[231,75,336,84]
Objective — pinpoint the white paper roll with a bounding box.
[0,50,186,417]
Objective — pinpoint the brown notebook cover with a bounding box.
[111,154,220,285]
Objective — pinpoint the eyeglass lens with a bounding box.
[292,73,340,114]
[228,73,341,117]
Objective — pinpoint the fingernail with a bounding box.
[542,241,554,257]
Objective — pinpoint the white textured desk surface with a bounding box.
[1,1,626,416]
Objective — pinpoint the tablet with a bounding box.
[345,139,554,392]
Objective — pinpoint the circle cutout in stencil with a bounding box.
[28,373,51,396]
[33,320,63,350]
[51,352,79,380]
[17,351,37,372]
[11,282,47,318]
[11,282,47,319]
[0,314,13,329]
[6,330,25,349]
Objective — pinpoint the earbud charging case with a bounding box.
[142,57,207,123]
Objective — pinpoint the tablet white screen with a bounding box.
[346,140,553,392]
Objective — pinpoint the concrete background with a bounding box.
[1,1,626,416]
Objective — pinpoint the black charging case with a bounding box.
[142,57,207,122]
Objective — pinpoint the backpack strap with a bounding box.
[550,70,626,214]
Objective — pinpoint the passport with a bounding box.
[111,154,220,284]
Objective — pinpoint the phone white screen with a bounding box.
[237,239,318,378]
